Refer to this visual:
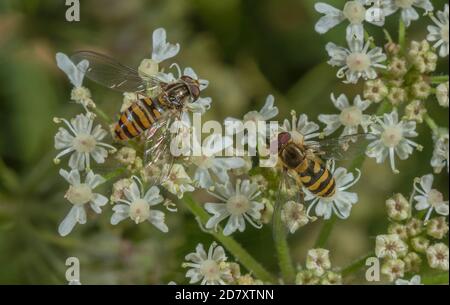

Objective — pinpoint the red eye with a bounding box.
[278,132,291,147]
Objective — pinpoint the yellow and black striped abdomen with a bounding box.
[114,96,164,141]
[296,158,336,198]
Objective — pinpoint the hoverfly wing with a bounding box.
[272,170,304,236]
[142,111,179,186]
[307,133,375,161]
[71,51,165,93]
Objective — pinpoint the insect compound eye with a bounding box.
[189,84,200,100]
[277,132,291,149]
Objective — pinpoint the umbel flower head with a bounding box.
[182,242,232,285]
[58,169,108,236]
[204,179,264,236]
[110,177,168,232]
[326,36,387,84]
[366,110,420,174]
[305,161,361,220]
[54,113,116,171]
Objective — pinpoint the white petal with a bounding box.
[58,206,80,236]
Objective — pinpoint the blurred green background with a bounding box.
[0,0,448,284]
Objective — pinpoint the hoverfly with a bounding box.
[273,131,373,222]
[71,51,203,183]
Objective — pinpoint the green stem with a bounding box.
[424,113,439,133]
[272,200,296,284]
[93,107,113,124]
[430,75,449,84]
[399,18,406,51]
[422,272,449,285]
[314,216,337,248]
[183,194,276,283]
[340,252,375,277]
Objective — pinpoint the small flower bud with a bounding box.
[388,223,408,240]
[404,100,427,123]
[403,252,422,274]
[388,57,408,78]
[411,236,430,253]
[411,78,431,100]
[386,193,410,221]
[364,79,388,103]
[426,216,449,239]
[381,259,405,282]
[387,87,407,106]
[406,218,423,237]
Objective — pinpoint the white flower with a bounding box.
[431,129,449,174]
[182,242,232,285]
[110,177,168,232]
[426,243,449,271]
[151,27,180,63]
[205,180,264,236]
[366,110,420,174]
[381,0,434,27]
[162,164,195,199]
[281,201,312,234]
[54,114,116,171]
[318,93,372,137]
[58,169,107,236]
[282,112,321,146]
[326,37,387,84]
[427,4,449,57]
[436,82,449,107]
[225,95,278,149]
[305,248,331,276]
[375,234,409,259]
[315,1,385,41]
[56,52,88,88]
[189,129,244,189]
[305,162,361,220]
[413,174,449,222]
[56,52,94,109]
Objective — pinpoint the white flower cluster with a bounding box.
[54,28,218,236]
[375,173,448,282]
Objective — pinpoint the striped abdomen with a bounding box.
[114,96,164,140]
[296,158,336,198]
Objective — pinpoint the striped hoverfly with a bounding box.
[71,51,206,183]
[272,130,374,222]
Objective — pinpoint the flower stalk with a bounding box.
[183,194,276,283]
[272,199,296,284]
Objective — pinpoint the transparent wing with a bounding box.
[143,110,180,186]
[272,169,304,235]
[71,51,165,93]
[306,133,375,161]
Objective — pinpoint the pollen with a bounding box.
[346,52,371,72]
[129,198,151,224]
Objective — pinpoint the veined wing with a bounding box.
[272,169,304,236]
[71,51,165,93]
[306,133,375,161]
[143,110,180,186]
